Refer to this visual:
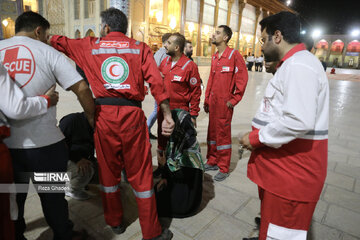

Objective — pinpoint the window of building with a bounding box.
[100,0,107,12]
[88,0,96,18]
[74,0,80,19]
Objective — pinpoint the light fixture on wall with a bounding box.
[169,16,177,30]
[351,29,360,37]
[202,25,209,35]
[156,11,163,23]
[188,22,195,33]
[312,29,321,38]
[2,19,9,27]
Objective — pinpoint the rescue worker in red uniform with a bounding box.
[157,33,201,155]
[50,8,175,240]
[204,25,248,181]
[0,63,59,240]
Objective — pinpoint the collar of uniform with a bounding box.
[105,32,126,38]
[215,46,231,59]
[169,54,188,69]
[276,43,306,69]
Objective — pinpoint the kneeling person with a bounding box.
[59,112,96,200]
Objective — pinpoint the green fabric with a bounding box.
[166,109,204,172]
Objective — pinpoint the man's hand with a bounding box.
[191,117,197,128]
[162,115,175,137]
[159,99,175,136]
[239,132,254,151]
[226,101,234,109]
[45,85,59,107]
[76,158,93,176]
[204,104,209,113]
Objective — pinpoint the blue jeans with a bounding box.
[147,100,158,132]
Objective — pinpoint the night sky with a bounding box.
[280,0,360,35]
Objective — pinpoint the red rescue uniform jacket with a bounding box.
[159,54,201,116]
[51,32,168,104]
[204,47,248,107]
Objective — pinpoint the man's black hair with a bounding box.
[162,33,172,43]
[171,33,186,53]
[218,25,233,43]
[100,7,128,34]
[259,11,301,44]
[185,40,192,45]
[15,11,50,34]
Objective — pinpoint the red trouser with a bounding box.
[0,142,15,240]
[258,187,317,240]
[206,95,233,173]
[93,105,162,239]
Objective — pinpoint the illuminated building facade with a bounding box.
[1,0,292,64]
[314,35,360,69]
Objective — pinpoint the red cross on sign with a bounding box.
[0,45,36,88]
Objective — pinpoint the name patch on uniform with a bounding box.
[190,77,197,85]
[222,66,230,72]
[104,84,131,90]
[99,41,129,48]
[101,56,129,84]
[173,75,182,81]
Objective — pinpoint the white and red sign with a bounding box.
[0,45,36,88]
[99,41,129,48]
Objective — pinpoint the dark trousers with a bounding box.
[248,62,254,71]
[10,140,73,240]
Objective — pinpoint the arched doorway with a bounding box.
[344,40,360,68]
[329,39,344,67]
[75,30,81,38]
[314,39,329,58]
[85,29,95,37]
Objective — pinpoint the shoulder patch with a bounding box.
[190,77,197,85]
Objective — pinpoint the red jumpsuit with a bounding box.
[0,124,15,240]
[51,32,169,239]
[157,54,201,150]
[204,47,248,173]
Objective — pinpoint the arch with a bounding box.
[330,39,344,53]
[85,29,95,37]
[347,40,360,52]
[315,39,329,50]
[75,29,81,38]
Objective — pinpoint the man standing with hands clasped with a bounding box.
[240,12,329,240]
[204,25,248,181]
[50,8,175,240]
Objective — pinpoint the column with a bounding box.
[180,0,187,34]
[251,7,261,54]
[235,0,245,50]
[226,0,234,25]
[94,0,101,36]
[196,0,204,56]
[326,40,332,62]
[80,0,84,37]
[211,0,220,55]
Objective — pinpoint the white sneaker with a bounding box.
[65,190,90,200]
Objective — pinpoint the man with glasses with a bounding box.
[240,12,329,240]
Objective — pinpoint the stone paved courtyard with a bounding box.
[21,67,360,240]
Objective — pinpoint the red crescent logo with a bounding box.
[109,64,120,77]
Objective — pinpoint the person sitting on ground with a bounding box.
[59,112,96,200]
[155,109,204,218]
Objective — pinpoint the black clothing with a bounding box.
[10,140,73,240]
[59,112,94,164]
